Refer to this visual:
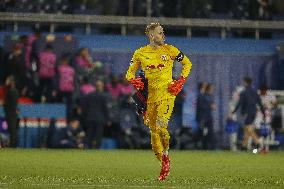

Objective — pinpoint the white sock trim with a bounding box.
[163,151,168,155]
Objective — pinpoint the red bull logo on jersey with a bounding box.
[161,55,168,61]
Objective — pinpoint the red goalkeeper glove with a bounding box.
[130,77,144,90]
[168,77,186,96]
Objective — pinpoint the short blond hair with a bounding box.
[145,22,160,36]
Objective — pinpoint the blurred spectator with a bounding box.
[17,35,29,69]
[0,117,9,148]
[28,31,41,71]
[105,77,121,142]
[194,82,207,148]
[120,77,134,96]
[202,83,216,150]
[256,0,272,20]
[82,80,110,149]
[232,77,265,150]
[92,60,105,78]
[3,75,19,148]
[57,56,75,120]
[255,85,276,128]
[254,85,277,152]
[0,46,4,85]
[103,101,121,149]
[196,82,207,128]
[25,31,41,77]
[80,76,96,96]
[104,76,124,148]
[106,74,123,99]
[4,44,27,93]
[226,85,244,151]
[53,118,85,148]
[75,48,94,72]
[17,86,33,104]
[118,77,134,110]
[38,44,57,102]
[75,48,98,89]
[25,32,41,101]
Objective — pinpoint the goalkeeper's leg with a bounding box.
[157,126,170,153]
[144,99,175,180]
[156,98,175,180]
[144,103,163,162]
[156,98,175,153]
[150,128,163,162]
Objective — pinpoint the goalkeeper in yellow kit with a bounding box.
[125,22,192,181]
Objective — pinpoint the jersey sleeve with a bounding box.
[169,45,192,78]
[125,50,141,81]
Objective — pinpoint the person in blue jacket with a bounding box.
[233,77,265,150]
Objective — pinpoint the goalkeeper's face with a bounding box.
[151,26,165,46]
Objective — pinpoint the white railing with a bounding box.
[1,12,284,39]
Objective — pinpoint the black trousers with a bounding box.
[86,120,104,149]
[202,119,215,150]
[5,113,18,148]
[60,92,73,121]
[39,78,53,101]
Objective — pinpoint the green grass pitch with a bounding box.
[0,150,283,189]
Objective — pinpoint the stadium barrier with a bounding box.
[0,104,66,148]
[0,12,284,39]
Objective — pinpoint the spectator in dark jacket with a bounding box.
[3,75,19,148]
[195,82,207,148]
[202,83,216,150]
[4,45,27,93]
[233,77,265,150]
[196,82,207,127]
[0,46,5,85]
[53,118,85,148]
[82,80,110,149]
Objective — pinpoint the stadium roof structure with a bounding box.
[0,12,284,39]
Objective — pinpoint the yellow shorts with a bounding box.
[144,98,175,129]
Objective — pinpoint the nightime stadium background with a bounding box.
[0,0,284,188]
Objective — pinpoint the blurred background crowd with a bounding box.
[0,0,283,20]
[0,32,139,149]
[0,0,284,37]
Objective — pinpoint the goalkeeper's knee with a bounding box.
[158,126,170,141]
[157,123,170,151]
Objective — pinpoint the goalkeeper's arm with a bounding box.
[168,51,192,96]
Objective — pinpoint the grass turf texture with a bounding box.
[0,150,283,188]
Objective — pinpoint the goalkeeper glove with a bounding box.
[130,77,144,90]
[168,77,186,96]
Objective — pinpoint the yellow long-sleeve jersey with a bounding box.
[126,44,192,103]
